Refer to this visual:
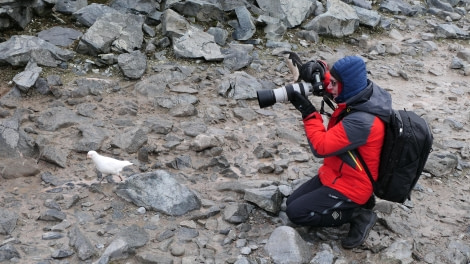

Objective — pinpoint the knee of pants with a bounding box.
[286,205,322,226]
[286,205,352,227]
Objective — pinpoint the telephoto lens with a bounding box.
[257,82,313,108]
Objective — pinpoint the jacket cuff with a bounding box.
[303,112,319,121]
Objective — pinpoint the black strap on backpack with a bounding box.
[355,151,376,191]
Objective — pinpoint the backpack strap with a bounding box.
[336,107,377,191]
[355,150,377,191]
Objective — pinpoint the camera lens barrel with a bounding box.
[285,82,313,99]
[257,89,276,108]
[256,82,313,108]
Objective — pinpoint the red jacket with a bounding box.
[303,81,392,204]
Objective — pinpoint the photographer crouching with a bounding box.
[275,55,392,249]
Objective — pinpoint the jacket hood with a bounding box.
[330,56,368,103]
[345,80,393,121]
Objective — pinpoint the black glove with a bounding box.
[299,60,326,84]
[289,91,316,119]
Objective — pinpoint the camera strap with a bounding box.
[320,95,335,117]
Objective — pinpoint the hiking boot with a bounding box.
[341,208,377,249]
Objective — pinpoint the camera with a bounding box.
[257,74,325,108]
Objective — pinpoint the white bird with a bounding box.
[87,150,133,182]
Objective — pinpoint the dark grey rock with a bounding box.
[231,6,256,41]
[110,0,158,15]
[51,248,75,259]
[0,209,18,235]
[233,107,257,121]
[73,124,109,152]
[378,0,419,16]
[68,225,96,260]
[35,77,50,95]
[117,224,149,248]
[207,27,228,46]
[46,74,63,86]
[173,27,224,61]
[74,77,120,96]
[381,239,414,263]
[176,227,199,242]
[76,12,144,56]
[0,243,20,262]
[256,15,287,40]
[73,3,121,27]
[38,209,66,221]
[354,6,382,27]
[425,152,458,177]
[180,121,207,137]
[223,203,252,224]
[13,61,42,92]
[135,251,174,264]
[218,71,261,100]
[427,0,454,12]
[146,10,163,26]
[435,23,470,39]
[256,0,315,28]
[167,155,192,170]
[168,103,197,117]
[190,134,220,152]
[154,94,199,109]
[42,231,64,240]
[36,106,89,131]
[110,127,148,153]
[265,226,313,263]
[156,229,175,242]
[117,100,138,116]
[244,186,283,214]
[76,103,97,117]
[310,243,335,264]
[36,136,70,168]
[143,117,174,134]
[303,0,359,37]
[134,71,187,97]
[55,0,87,14]
[40,172,65,187]
[0,115,38,159]
[117,50,147,79]
[349,0,373,9]
[115,170,201,216]
[189,206,221,221]
[162,9,191,39]
[0,157,40,179]
[170,0,226,22]
[456,49,470,62]
[37,26,83,47]
[222,44,254,71]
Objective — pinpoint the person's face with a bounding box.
[327,76,340,99]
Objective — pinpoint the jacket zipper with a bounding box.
[332,162,344,184]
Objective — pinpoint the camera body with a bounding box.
[257,74,325,108]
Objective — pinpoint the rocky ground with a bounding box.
[0,1,470,264]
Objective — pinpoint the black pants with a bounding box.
[286,176,359,227]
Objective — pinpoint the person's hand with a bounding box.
[289,91,316,119]
[299,60,326,83]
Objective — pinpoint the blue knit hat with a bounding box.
[330,56,368,103]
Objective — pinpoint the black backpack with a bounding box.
[356,109,434,203]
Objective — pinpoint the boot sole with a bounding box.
[341,213,378,249]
